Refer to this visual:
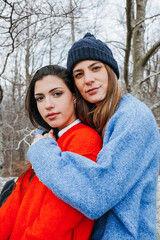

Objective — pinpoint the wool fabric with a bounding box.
[28,94,160,240]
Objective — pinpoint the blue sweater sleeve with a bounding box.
[27,95,160,219]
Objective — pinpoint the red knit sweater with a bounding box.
[0,123,102,240]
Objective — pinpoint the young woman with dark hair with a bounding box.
[0,64,102,240]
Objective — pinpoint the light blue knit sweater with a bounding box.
[27,94,160,240]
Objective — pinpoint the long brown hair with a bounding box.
[74,64,124,138]
[17,65,74,190]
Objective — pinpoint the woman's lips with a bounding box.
[86,87,99,95]
[46,113,59,120]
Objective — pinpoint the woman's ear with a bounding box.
[73,94,77,104]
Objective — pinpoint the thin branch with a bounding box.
[16,129,36,150]
[140,71,160,85]
[133,13,160,30]
[140,40,160,67]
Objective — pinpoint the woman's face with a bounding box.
[73,60,108,104]
[34,75,76,131]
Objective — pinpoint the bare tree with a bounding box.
[0,0,78,176]
[124,0,160,99]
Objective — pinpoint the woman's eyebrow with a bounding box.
[34,87,63,96]
[73,61,100,73]
[89,61,100,67]
[49,87,63,93]
[73,69,81,74]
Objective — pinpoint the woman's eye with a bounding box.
[74,72,83,79]
[35,96,43,102]
[54,92,62,97]
[93,66,101,71]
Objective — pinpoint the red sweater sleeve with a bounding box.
[0,180,21,239]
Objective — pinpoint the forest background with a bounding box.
[0,0,160,177]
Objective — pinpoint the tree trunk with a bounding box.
[124,0,135,92]
[69,0,75,44]
[132,0,148,96]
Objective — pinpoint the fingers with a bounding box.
[36,134,44,140]
[31,134,44,146]
[43,132,51,138]
[31,130,55,146]
[31,138,37,146]
[48,129,54,137]
[47,129,56,140]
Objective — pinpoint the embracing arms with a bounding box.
[27,96,160,219]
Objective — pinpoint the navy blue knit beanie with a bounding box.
[67,33,119,79]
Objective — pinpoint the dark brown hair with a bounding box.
[18,65,74,190]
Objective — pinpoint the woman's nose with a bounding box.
[84,71,95,84]
[45,97,55,109]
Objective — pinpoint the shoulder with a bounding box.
[70,123,102,144]
[103,94,159,143]
[58,123,102,156]
[74,123,100,135]
[117,94,152,119]
[110,94,157,128]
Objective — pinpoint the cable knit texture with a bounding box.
[0,123,102,240]
[28,94,160,240]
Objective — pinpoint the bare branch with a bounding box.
[140,71,160,85]
[133,13,160,30]
[16,129,36,150]
[140,40,160,67]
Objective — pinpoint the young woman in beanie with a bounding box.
[28,33,160,240]
[0,64,102,240]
